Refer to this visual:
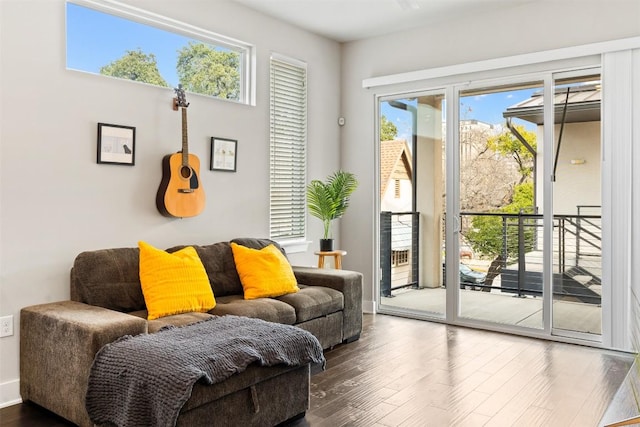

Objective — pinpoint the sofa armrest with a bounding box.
[292,266,363,343]
[20,301,147,427]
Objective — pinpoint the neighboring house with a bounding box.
[504,83,601,217]
[503,83,603,293]
[380,140,414,288]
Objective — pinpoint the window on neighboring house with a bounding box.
[66,1,254,104]
[269,55,307,241]
[392,249,409,267]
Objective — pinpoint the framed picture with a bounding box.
[97,123,135,165]
[210,137,237,172]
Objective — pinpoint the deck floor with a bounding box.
[381,287,601,335]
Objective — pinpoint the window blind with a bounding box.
[269,56,307,240]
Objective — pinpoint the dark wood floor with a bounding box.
[1,313,634,426]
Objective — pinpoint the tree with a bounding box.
[465,182,535,261]
[461,124,537,285]
[176,42,240,100]
[487,125,537,184]
[459,124,518,212]
[100,49,168,87]
[463,181,535,291]
[380,115,398,141]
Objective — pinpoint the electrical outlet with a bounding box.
[0,315,13,337]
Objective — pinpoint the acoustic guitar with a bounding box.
[156,86,205,218]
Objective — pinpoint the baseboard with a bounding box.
[0,379,22,408]
[363,299,376,314]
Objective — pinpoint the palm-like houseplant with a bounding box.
[306,171,358,251]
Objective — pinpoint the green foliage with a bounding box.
[510,182,534,209]
[307,171,359,239]
[380,115,398,141]
[177,42,240,100]
[464,214,504,257]
[100,49,169,87]
[487,125,537,180]
[465,182,535,261]
[100,44,240,100]
[464,125,538,260]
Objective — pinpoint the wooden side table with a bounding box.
[314,250,347,269]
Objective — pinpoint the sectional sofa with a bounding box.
[20,238,363,426]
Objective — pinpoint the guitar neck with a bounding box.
[181,107,189,164]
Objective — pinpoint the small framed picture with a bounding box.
[210,137,237,172]
[97,123,135,165]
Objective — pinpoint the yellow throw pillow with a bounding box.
[230,243,299,300]
[138,241,215,320]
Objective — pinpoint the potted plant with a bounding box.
[306,170,359,251]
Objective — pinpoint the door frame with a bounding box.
[374,65,610,348]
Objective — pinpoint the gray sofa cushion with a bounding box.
[68,240,360,350]
[129,311,214,333]
[211,295,297,325]
[70,248,145,312]
[230,237,286,256]
[166,242,243,297]
[277,285,344,323]
[71,240,290,311]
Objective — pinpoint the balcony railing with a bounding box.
[380,212,419,297]
[380,209,602,304]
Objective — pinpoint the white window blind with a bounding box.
[269,55,307,240]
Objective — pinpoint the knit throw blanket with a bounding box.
[85,315,325,427]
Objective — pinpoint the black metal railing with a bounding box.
[380,209,602,304]
[380,212,419,297]
[576,205,602,259]
[459,210,601,303]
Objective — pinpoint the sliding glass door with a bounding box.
[378,91,447,317]
[377,68,603,343]
[550,72,602,339]
[457,80,545,329]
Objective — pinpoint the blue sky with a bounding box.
[381,88,537,141]
[66,3,192,87]
[69,2,536,139]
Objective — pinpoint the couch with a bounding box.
[20,238,363,427]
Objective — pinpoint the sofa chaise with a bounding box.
[20,238,363,426]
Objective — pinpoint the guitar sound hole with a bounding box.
[180,166,192,179]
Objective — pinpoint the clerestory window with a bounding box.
[66,0,254,104]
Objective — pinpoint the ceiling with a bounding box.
[232,0,537,43]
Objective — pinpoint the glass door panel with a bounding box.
[378,92,446,316]
[376,69,603,345]
[457,81,545,328]
[551,73,602,338]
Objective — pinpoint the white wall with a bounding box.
[0,0,341,406]
[340,0,640,312]
[550,122,601,215]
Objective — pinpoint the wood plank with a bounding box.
[1,313,634,427]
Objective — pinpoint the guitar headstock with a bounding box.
[173,84,189,110]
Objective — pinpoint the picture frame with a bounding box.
[97,123,135,165]
[210,137,237,172]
